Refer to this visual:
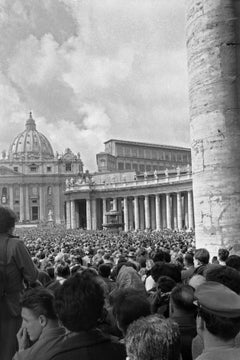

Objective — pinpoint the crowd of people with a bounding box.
[0,205,240,360]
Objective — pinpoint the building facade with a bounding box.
[96,139,191,173]
[0,113,83,223]
[64,168,194,231]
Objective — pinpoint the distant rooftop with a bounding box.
[104,139,190,151]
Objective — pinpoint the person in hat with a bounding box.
[194,281,240,360]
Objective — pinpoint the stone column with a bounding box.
[150,196,156,229]
[166,193,171,229]
[66,201,71,229]
[155,194,161,230]
[92,198,97,230]
[139,197,145,230]
[123,197,129,231]
[112,198,117,211]
[177,192,182,230]
[102,198,107,225]
[39,185,44,221]
[70,200,76,229]
[172,194,177,230]
[186,0,240,254]
[134,196,140,230]
[54,185,61,224]
[184,193,188,229]
[25,185,30,221]
[86,199,92,230]
[128,198,134,230]
[9,185,14,210]
[188,190,194,230]
[161,195,167,228]
[144,195,150,230]
[19,185,24,222]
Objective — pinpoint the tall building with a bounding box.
[0,113,83,223]
[96,139,191,173]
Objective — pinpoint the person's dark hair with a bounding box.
[55,263,70,278]
[184,253,194,266]
[54,272,104,332]
[170,284,195,311]
[226,255,240,272]
[198,308,240,341]
[194,248,209,265]
[20,288,57,320]
[0,206,17,234]
[218,248,229,262]
[46,267,55,280]
[112,288,151,334]
[206,266,240,294]
[157,276,176,293]
[98,264,111,278]
[153,250,170,263]
[151,262,181,283]
[125,314,180,360]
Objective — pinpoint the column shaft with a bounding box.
[66,201,71,229]
[92,198,97,230]
[166,193,171,229]
[177,192,182,230]
[155,194,161,230]
[124,197,129,231]
[145,195,150,229]
[19,185,24,222]
[70,200,76,229]
[134,196,139,230]
[86,199,92,230]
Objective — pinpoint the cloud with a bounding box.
[0,0,189,171]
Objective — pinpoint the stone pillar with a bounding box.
[54,185,61,224]
[177,192,182,230]
[134,196,140,230]
[150,196,156,229]
[92,198,97,230]
[9,185,14,210]
[70,200,76,229]
[128,198,134,230]
[112,198,117,211]
[166,193,171,229]
[188,190,194,230]
[144,195,150,230]
[161,195,167,228]
[39,186,44,221]
[66,201,71,229]
[155,194,161,230]
[123,197,129,231]
[172,194,177,230]
[25,186,30,221]
[19,185,24,222]
[184,193,188,229]
[139,197,145,230]
[186,0,240,254]
[102,198,107,225]
[86,199,92,230]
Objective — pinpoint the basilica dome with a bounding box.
[8,113,54,160]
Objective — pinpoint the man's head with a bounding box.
[111,288,151,334]
[170,284,195,316]
[0,206,17,234]
[226,255,240,272]
[54,272,104,332]
[218,248,229,262]
[194,248,209,267]
[125,314,180,360]
[183,253,194,268]
[206,265,240,294]
[20,288,57,342]
[195,281,240,341]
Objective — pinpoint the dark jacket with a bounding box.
[49,328,126,360]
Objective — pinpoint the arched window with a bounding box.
[1,187,7,204]
[48,186,52,196]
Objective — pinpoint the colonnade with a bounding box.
[66,190,194,231]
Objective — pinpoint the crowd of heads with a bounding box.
[0,204,238,360]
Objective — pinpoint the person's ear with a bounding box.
[39,315,47,328]
[196,314,204,332]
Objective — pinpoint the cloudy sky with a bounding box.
[0,0,189,171]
